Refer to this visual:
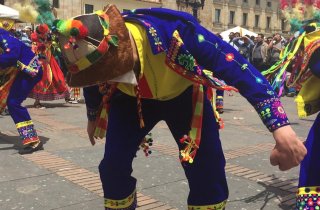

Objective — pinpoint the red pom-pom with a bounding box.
[30,32,39,42]
[37,24,49,35]
[78,25,88,38]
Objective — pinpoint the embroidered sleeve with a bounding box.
[254,98,290,132]
[176,22,291,132]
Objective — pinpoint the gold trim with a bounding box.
[16,120,33,129]
[188,200,227,210]
[104,189,136,209]
[297,186,320,195]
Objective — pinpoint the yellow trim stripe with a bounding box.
[104,189,136,209]
[188,200,227,210]
[16,120,33,129]
[297,186,320,195]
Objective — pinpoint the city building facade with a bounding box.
[1,0,288,37]
[163,0,290,37]
[1,0,161,19]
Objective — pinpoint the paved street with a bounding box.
[0,93,315,210]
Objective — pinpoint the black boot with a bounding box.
[19,141,44,155]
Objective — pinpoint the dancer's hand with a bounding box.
[270,125,307,171]
[87,120,96,146]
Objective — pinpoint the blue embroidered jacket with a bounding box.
[0,28,40,77]
[84,8,290,132]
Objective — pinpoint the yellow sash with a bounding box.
[295,75,320,118]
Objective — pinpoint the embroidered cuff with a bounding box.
[254,97,290,132]
[104,190,137,210]
[188,200,227,210]
[16,120,39,145]
[296,186,320,209]
[87,107,99,121]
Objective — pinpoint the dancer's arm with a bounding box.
[180,23,306,171]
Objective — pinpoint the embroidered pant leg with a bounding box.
[165,87,228,208]
[296,113,320,209]
[7,71,42,145]
[99,92,160,210]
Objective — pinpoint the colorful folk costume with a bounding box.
[0,23,43,154]
[262,1,320,209]
[28,24,70,104]
[55,5,304,210]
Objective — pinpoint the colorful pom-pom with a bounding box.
[70,28,80,37]
[36,24,49,35]
[30,32,39,42]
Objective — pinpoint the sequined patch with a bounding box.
[16,120,39,145]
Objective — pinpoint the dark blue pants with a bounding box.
[216,89,224,97]
[99,86,228,207]
[7,70,42,145]
[299,113,320,187]
[296,113,320,209]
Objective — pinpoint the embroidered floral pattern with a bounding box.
[165,30,237,92]
[188,200,227,210]
[178,54,195,71]
[296,187,320,210]
[141,20,164,53]
[225,53,234,62]
[255,97,290,132]
[105,190,137,210]
[241,64,248,71]
[17,56,41,77]
[16,120,39,145]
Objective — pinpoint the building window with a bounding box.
[281,18,286,31]
[255,15,260,27]
[215,9,221,23]
[256,0,260,5]
[243,0,248,3]
[84,4,94,14]
[267,1,272,7]
[52,0,59,8]
[0,0,4,5]
[229,11,235,24]
[242,13,248,26]
[266,16,271,29]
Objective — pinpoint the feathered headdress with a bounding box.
[281,0,320,32]
[12,0,55,26]
[262,0,320,117]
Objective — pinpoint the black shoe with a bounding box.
[217,108,224,114]
[19,141,44,155]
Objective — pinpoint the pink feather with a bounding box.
[314,0,320,8]
[280,0,289,10]
[304,0,314,5]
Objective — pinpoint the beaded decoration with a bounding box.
[16,120,39,145]
[296,186,320,209]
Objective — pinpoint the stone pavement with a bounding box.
[0,93,315,210]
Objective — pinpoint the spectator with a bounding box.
[228,32,239,51]
[251,33,269,71]
[231,35,254,61]
[268,33,285,66]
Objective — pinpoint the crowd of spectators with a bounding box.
[220,31,296,97]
